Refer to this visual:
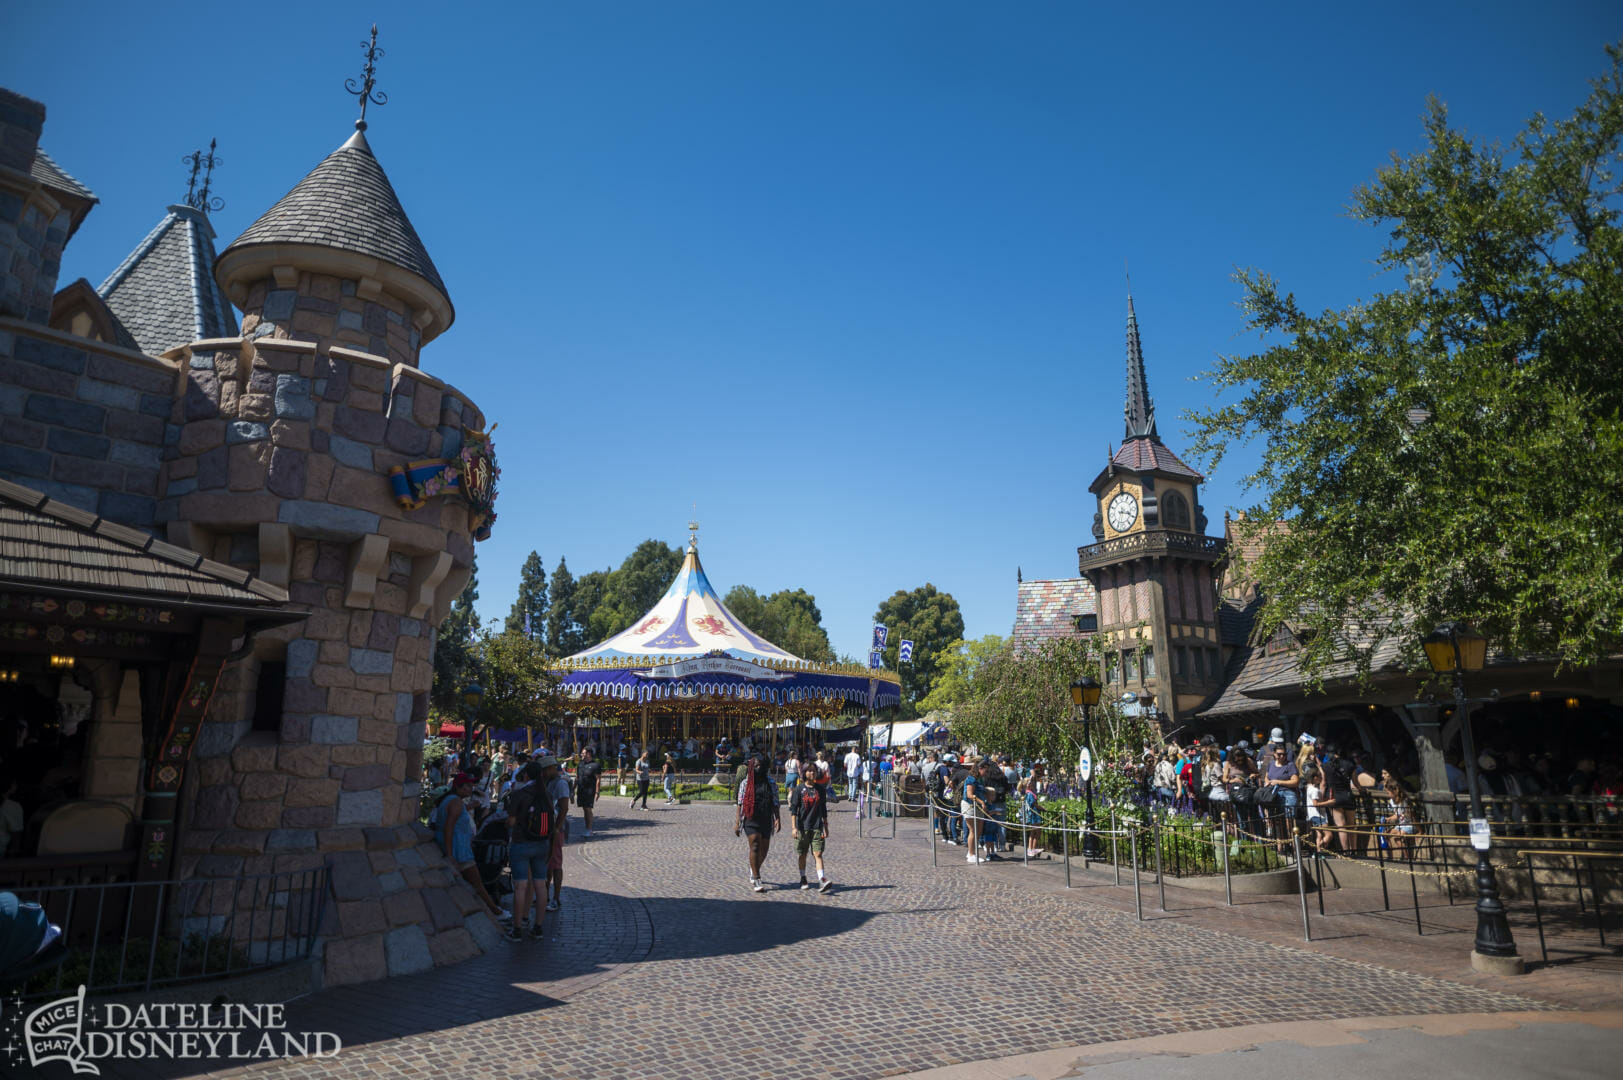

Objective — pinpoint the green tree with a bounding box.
[545,557,577,657]
[568,568,609,651]
[1189,45,1623,681]
[505,551,549,642]
[948,635,1156,806]
[432,560,480,714]
[477,628,564,732]
[873,584,965,716]
[588,540,684,644]
[723,585,836,662]
[917,634,1005,715]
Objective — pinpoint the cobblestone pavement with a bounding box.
[85,800,1567,1080]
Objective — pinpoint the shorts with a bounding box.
[742,820,771,837]
[795,830,826,855]
[960,800,977,822]
[549,820,568,870]
[577,793,595,809]
[510,840,548,882]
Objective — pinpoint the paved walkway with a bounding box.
[69,799,1622,1080]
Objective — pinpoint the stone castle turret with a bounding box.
[157,122,496,983]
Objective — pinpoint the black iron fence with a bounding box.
[8,868,328,1000]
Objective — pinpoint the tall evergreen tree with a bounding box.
[432,559,481,713]
[505,551,549,642]
[545,557,576,657]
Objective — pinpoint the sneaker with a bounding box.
[751,880,766,893]
[818,879,832,893]
[504,925,524,942]
[546,897,560,912]
[583,829,592,838]
[799,877,810,890]
[966,853,978,863]
[528,923,544,940]
[497,909,513,923]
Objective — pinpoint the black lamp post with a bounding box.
[1421,621,1522,972]
[461,681,484,767]
[1070,676,1102,859]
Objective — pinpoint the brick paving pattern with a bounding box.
[85,800,1577,1080]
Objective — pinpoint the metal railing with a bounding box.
[8,868,328,1000]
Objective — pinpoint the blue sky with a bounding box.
[5,2,1616,659]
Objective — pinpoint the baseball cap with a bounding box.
[533,750,558,768]
[1270,727,1285,742]
[452,772,476,787]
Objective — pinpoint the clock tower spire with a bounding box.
[1079,290,1225,729]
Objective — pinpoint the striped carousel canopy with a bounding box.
[567,542,803,664]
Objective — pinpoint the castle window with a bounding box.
[1104,651,1118,684]
[1123,650,1138,683]
[252,660,286,734]
[1142,647,1156,680]
[1163,490,1191,530]
[1175,646,1188,677]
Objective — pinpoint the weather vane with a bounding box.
[688,504,699,548]
[182,138,223,214]
[345,23,388,131]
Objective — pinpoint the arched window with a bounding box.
[1162,490,1191,530]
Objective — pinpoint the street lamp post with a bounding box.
[461,682,484,768]
[1421,622,1523,974]
[1070,676,1102,859]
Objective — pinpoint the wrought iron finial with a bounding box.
[345,23,388,131]
[182,138,224,214]
[688,505,699,549]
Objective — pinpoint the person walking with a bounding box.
[843,746,862,802]
[535,751,571,912]
[503,762,551,940]
[662,752,677,805]
[575,747,602,837]
[791,763,833,893]
[785,749,800,792]
[735,754,782,891]
[632,750,653,810]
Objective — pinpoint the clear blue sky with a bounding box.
[5,2,1616,659]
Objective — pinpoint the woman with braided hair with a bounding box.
[734,753,782,892]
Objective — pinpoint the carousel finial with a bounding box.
[687,504,699,551]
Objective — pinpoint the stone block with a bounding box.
[463,912,501,954]
[16,336,87,374]
[277,743,332,779]
[0,444,50,477]
[318,828,367,852]
[384,925,433,977]
[228,442,265,491]
[262,289,296,321]
[109,438,160,468]
[421,885,465,931]
[226,420,269,443]
[329,688,376,717]
[277,499,380,539]
[194,854,244,878]
[384,417,430,455]
[266,828,316,853]
[283,805,337,828]
[286,638,319,679]
[268,419,310,450]
[323,933,386,987]
[347,389,384,412]
[235,800,282,830]
[183,370,219,421]
[357,717,396,746]
[191,784,240,829]
[381,889,428,927]
[328,433,373,469]
[331,743,374,766]
[271,853,324,874]
[327,850,381,901]
[333,405,385,443]
[367,850,398,873]
[76,377,139,410]
[52,456,120,489]
[88,353,174,394]
[274,374,314,420]
[448,885,484,916]
[337,789,384,826]
[337,899,387,937]
[267,446,306,498]
[98,492,155,526]
[376,870,406,893]
[313,663,356,689]
[238,772,288,801]
[46,427,110,459]
[427,925,479,967]
[230,738,277,774]
[212,830,267,855]
[342,763,390,791]
[311,714,358,744]
[327,465,395,516]
[25,393,103,432]
[285,776,341,807]
[355,675,393,693]
[348,647,394,675]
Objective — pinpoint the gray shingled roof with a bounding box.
[0,478,288,607]
[98,206,237,356]
[31,148,97,203]
[223,130,448,299]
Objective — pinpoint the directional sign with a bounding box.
[1078,747,1093,782]
[1469,817,1491,852]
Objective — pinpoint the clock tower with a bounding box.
[1078,294,1226,727]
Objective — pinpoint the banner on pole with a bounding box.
[868,650,883,669]
[898,639,914,663]
[872,624,888,650]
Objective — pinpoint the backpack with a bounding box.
[510,785,553,843]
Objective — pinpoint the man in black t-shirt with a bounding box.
[576,748,602,838]
[791,765,833,892]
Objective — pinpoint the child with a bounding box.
[1018,777,1044,859]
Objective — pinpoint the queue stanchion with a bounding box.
[929,797,937,868]
[1022,813,1030,868]
[1131,824,1143,920]
[892,792,898,840]
[1154,814,1166,912]
[1293,827,1311,942]
[1111,809,1120,886]
[1062,808,1071,889]
[1222,812,1233,906]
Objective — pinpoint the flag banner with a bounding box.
[868,650,882,669]
[872,624,888,649]
[523,611,531,637]
[899,639,914,663]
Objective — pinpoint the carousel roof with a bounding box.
[568,542,804,664]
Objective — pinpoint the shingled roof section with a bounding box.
[30,148,97,203]
[1110,436,1203,481]
[223,129,448,299]
[98,205,237,356]
[1011,578,1097,650]
[1201,596,1280,720]
[0,478,287,607]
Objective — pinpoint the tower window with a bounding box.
[1124,650,1138,683]
[252,660,286,734]
[1175,646,1188,677]
[1142,647,1156,680]
[1163,490,1191,530]
[1104,651,1118,684]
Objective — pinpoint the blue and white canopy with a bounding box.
[557,542,902,711]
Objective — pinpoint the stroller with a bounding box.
[472,815,511,902]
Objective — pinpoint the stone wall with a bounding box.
[240,271,422,369]
[0,89,71,324]
[0,321,173,529]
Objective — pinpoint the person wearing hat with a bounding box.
[430,772,503,919]
[535,751,571,913]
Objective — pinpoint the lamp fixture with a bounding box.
[48,655,75,669]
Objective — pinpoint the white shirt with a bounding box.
[786,757,801,775]
[844,751,862,777]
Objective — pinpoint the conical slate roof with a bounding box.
[223,130,448,299]
[99,205,237,355]
[568,543,805,664]
[1124,294,1158,440]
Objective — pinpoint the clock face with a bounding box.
[1107,491,1139,532]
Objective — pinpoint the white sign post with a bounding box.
[1469,817,1491,852]
[1078,747,1093,783]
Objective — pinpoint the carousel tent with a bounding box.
[554,537,901,744]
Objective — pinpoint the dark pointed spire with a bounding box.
[1124,291,1158,441]
[183,138,223,214]
[345,24,388,132]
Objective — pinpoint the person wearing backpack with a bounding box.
[791,764,833,893]
[505,762,553,941]
[430,772,504,922]
[734,754,782,892]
